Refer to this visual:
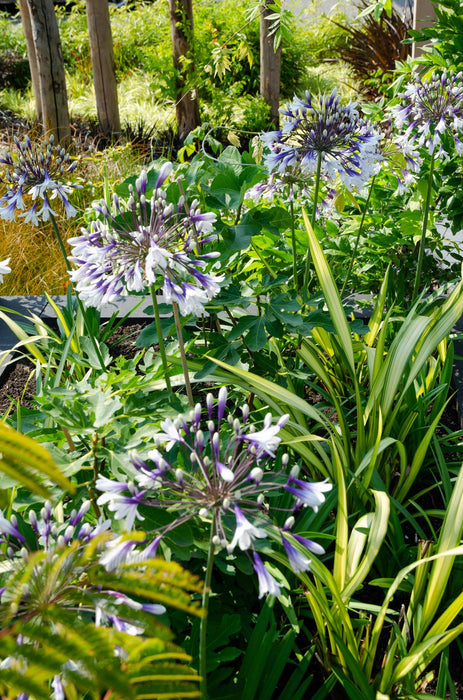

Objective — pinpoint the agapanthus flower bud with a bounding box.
[284,516,295,530]
[249,467,263,483]
[290,465,300,479]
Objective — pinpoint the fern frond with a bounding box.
[91,558,205,617]
[0,534,202,698]
[0,422,74,497]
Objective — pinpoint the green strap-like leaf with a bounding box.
[303,209,355,374]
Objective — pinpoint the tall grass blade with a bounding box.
[302,209,355,373]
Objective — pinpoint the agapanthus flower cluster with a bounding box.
[0,499,166,625]
[96,387,332,598]
[392,70,463,167]
[261,88,382,192]
[0,502,166,699]
[68,164,223,316]
[0,134,80,225]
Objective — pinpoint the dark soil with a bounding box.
[0,321,147,413]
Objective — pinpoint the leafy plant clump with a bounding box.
[2,5,463,699]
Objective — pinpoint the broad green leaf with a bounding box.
[246,316,268,351]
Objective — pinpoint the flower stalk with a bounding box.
[303,152,323,296]
[172,299,194,406]
[150,283,172,394]
[340,174,376,298]
[412,152,435,303]
[199,515,216,700]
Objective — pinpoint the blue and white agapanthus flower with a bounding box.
[0,134,79,225]
[392,70,463,168]
[96,387,332,599]
[261,88,382,192]
[68,164,223,316]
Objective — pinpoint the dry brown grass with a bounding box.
[0,218,72,295]
[0,138,146,295]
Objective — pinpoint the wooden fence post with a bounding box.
[24,0,70,144]
[412,0,436,58]
[168,0,200,141]
[85,0,121,135]
[260,0,281,128]
[18,0,43,124]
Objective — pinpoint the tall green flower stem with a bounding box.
[303,152,323,297]
[412,152,436,303]
[149,284,172,395]
[49,213,106,373]
[171,300,194,407]
[340,174,376,298]
[289,196,298,292]
[199,516,216,700]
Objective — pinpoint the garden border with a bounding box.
[1,294,463,428]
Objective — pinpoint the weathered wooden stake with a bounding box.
[168,0,200,141]
[18,0,43,123]
[412,0,436,58]
[86,0,121,135]
[23,0,70,144]
[260,0,281,128]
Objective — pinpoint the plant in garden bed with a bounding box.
[204,220,463,697]
[3,59,463,698]
[0,500,203,698]
[35,384,331,697]
[208,214,463,504]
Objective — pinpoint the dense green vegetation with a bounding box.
[1,2,463,699]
